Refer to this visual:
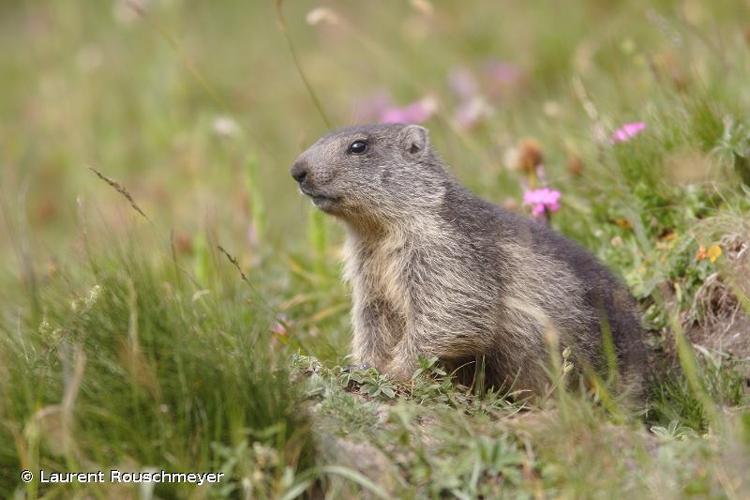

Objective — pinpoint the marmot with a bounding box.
[290,123,647,396]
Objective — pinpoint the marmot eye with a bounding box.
[347,140,368,155]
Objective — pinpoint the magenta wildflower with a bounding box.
[448,66,479,100]
[271,314,289,337]
[353,90,393,123]
[611,122,646,143]
[446,66,491,130]
[523,188,561,218]
[483,60,524,100]
[484,61,522,84]
[453,97,492,130]
[271,322,287,335]
[380,96,437,124]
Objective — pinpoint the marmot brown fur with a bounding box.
[290,123,646,397]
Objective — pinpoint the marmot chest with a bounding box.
[349,239,412,318]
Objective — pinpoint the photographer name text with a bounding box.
[21,469,224,485]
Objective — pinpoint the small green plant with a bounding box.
[340,366,397,400]
[714,116,750,185]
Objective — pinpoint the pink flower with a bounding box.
[448,66,479,100]
[271,315,289,337]
[453,96,492,130]
[611,122,646,143]
[482,60,524,99]
[523,188,561,218]
[380,96,438,124]
[353,90,393,123]
[484,61,522,84]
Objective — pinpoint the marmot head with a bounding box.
[290,124,446,224]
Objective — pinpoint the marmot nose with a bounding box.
[290,160,309,184]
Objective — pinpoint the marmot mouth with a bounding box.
[311,194,341,208]
[300,188,341,209]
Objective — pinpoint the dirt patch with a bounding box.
[685,233,750,362]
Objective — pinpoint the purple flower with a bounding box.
[482,60,524,99]
[453,96,492,130]
[380,96,438,124]
[523,188,561,218]
[448,66,479,100]
[611,122,646,143]
[484,61,522,84]
[271,314,289,337]
[353,90,393,123]
[271,322,287,336]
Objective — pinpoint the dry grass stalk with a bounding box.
[88,167,150,221]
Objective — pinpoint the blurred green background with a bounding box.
[2,0,746,258]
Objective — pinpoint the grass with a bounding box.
[0,239,314,497]
[1,0,750,497]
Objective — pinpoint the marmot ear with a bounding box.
[399,125,429,159]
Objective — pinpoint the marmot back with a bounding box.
[290,123,647,397]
